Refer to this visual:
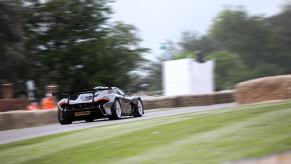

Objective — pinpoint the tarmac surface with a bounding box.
[0,103,235,144]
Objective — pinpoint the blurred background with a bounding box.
[1,0,291,100]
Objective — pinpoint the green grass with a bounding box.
[1,101,291,164]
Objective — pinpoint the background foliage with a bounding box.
[0,0,147,97]
[169,4,291,90]
[1,1,291,96]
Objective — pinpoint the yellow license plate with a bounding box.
[75,111,90,116]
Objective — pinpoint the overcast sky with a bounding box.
[112,0,287,59]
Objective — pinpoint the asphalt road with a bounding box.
[0,103,235,144]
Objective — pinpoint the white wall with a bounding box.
[163,59,193,96]
[192,60,214,94]
[163,58,214,96]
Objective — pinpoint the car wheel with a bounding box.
[110,99,122,120]
[58,108,72,125]
[133,99,143,117]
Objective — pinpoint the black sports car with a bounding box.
[53,86,144,125]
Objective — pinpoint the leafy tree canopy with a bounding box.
[20,0,147,94]
[170,3,291,90]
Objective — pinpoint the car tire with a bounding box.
[133,99,143,117]
[58,108,72,125]
[110,99,122,120]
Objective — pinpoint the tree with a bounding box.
[89,22,148,88]
[172,51,195,60]
[0,0,29,95]
[207,51,249,90]
[172,3,291,90]
[144,60,163,92]
[265,4,291,74]
[209,5,291,75]
[209,9,270,68]
[22,0,147,93]
[179,31,219,56]
[0,1,25,80]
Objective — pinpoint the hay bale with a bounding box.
[143,97,176,109]
[0,110,57,130]
[142,91,234,109]
[235,75,291,104]
[213,91,235,104]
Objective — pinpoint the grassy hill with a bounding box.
[1,101,291,164]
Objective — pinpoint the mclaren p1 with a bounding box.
[53,86,144,125]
